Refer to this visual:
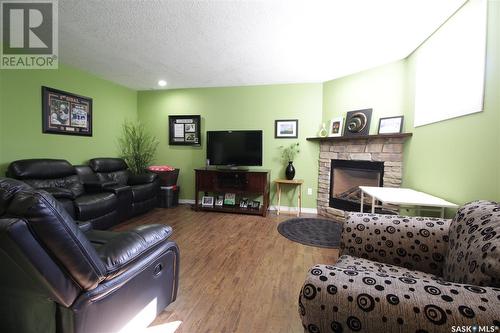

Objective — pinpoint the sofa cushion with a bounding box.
[43,187,75,199]
[89,158,128,173]
[443,200,500,287]
[96,170,129,186]
[131,183,156,203]
[7,159,76,179]
[0,178,32,216]
[74,193,117,221]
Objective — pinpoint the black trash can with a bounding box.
[158,185,180,208]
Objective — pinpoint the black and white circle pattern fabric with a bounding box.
[442,200,500,287]
[299,260,500,333]
[340,212,450,276]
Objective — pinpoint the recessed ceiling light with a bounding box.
[158,79,167,87]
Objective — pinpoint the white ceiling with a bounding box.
[58,0,466,90]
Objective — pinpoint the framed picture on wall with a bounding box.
[168,115,201,145]
[275,119,298,138]
[378,116,404,134]
[328,117,344,137]
[42,86,93,136]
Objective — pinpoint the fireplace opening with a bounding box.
[329,159,385,212]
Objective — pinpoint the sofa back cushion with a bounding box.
[7,159,84,197]
[6,189,106,290]
[443,200,500,287]
[0,178,32,216]
[89,158,129,186]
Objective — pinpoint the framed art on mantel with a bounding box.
[378,116,404,134]
[328,117,344,137]
[42,86,93,136]
[169,115,201,145]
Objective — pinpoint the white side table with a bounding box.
[359,186,458,218]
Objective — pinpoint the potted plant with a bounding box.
[118,121,159,174]
[279,142,300,180]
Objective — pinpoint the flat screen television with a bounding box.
[207,130,263,167]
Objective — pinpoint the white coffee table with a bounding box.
[359,186,458,217]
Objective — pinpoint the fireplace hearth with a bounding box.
[330,159,383,211]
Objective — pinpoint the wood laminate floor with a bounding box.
[115,205,338,333]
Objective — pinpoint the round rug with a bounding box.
[277,218,343,248]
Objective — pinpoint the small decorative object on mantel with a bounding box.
[378,116,404,134]
[168,115,201,145]
[318,123,328,137]
[279,142,300,180]
[42,86,93,136]
[275,119,298,138]
[328,117,344,137]
[344,109,372,137]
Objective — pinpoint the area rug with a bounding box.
[277,218,343,248]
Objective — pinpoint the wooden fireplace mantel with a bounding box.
[306,133,412,143]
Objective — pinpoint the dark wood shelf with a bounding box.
[306,133,412,142]
[194,168,270,217]
[196,205,264,216]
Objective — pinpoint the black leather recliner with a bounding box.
[88,158,160,217]
[7,159,119,229]
[0,178,179,333]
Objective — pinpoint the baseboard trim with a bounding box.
[179,199,196,204]
[178,199,317,214]
[269,205,317,215]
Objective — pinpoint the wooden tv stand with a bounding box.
[194,167,270,216]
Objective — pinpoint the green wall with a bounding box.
[137,84,322,208]
[403,0,500,204]
[321,1,500,209]
[322,59,408,134]
[1,2,498,212]
[0,64,137,175]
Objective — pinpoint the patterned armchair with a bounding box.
[299,201,500,333]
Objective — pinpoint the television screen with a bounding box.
[207,130,263,166]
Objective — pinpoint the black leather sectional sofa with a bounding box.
[0,177,179,332]
[6,158,160,229]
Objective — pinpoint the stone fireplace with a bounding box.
[315,135,410,220]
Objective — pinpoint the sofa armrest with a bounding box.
[341,212,450,275]
[42,187,75,200]
[83,180,118,193]
[89,224,173,279]
[299,264,500,333]
[128,173,157,185]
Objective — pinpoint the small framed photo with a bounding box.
[224,193,236,206]
[275,119,298,138]
[378,116,404,134]
[215,195,224,207]
[328,117,344,137]
[202,196,214,207]
[239,198,249,208]
[250,200,260,210]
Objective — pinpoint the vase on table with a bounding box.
[285,161,296,180]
